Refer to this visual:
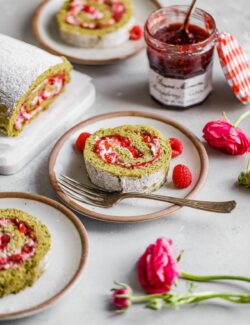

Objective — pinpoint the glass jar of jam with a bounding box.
[144,6,217,108]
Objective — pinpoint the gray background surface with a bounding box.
[0,0,249,324]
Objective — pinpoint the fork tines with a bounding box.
[58,174,109,208]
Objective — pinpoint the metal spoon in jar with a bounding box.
[174,0,198,42]
[154,0,199,44]
[182,0,198,34]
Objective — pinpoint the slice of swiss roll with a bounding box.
[84,125,172,193]
[56,0,135,48]
[0,208,51,297]
[0,34,72,136]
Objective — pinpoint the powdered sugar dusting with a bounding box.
[0,34,63,116]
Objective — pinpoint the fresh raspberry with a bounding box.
[172,164,192,189]
[129,25,143,40]
[0,234,10,250]
[142,133,151,143]
[40,90,48,100]
[128,146,142,158]
[26,229,36,240]
[75,132,91,151]
[8,254,23,264]
[112,2,125,21]
[47,77,56,85]
[83,4,96,14]
[0,258,7,265]
[120,137,131,147]
[104,153,116,163]
[1,234,10,245]
[169,138,183,158]
[22,244,33,254]
[19,223,27,234]
[103,141,111,150]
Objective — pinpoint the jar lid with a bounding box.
[217,32,250,104]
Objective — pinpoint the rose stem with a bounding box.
[246,158,250,173]
[233,109,250,127]
[181,271,250,283]
[117,292,250,305]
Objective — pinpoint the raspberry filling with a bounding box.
[14,73,66,131]
[93,132,161,169]
[0,218,37,271]
[65,0,126,29]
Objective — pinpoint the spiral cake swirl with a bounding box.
[84,125,172,193]
[0,209,51,298]
[57,0,135,48]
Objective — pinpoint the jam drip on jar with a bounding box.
[0,218,37,270]
[93,132,161,169]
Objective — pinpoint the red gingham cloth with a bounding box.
[217,32,250,104]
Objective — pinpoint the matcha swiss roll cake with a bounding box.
[84,125,172,193]
[0,34,72,136]
[57,0,135,48]
[0,209,51,297]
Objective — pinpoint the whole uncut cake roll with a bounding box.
[0,34,72,136]
[57,0,135,48]
[0,209,51,297]
[84,125,172,193]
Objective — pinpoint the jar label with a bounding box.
[149,65,213,107]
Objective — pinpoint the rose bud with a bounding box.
[112,286,132,310]
[238,159,250,187]
[137,237,180,294]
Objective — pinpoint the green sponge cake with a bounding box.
[57,0,135,48]
[0,33,72,137]
[0,209,51,298]
[84,125,172,193]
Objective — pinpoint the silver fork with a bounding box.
[57,174,236,213]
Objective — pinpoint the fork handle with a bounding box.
[122,193,236,213]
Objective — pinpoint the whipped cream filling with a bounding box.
[14,73,65,130]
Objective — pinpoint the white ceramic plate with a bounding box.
[49,111,209,223]
[32,0,158,65]
[0,193,88,320]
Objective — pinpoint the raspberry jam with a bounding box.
[144,6,217,108]
[154,23,209,46]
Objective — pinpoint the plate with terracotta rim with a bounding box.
[32,0,158,65]
[0,192,88,320]
[49,111,209,223]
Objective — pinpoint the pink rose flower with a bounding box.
[112,287,131,309]
[137,237,180,294]
[203,119,250,156]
